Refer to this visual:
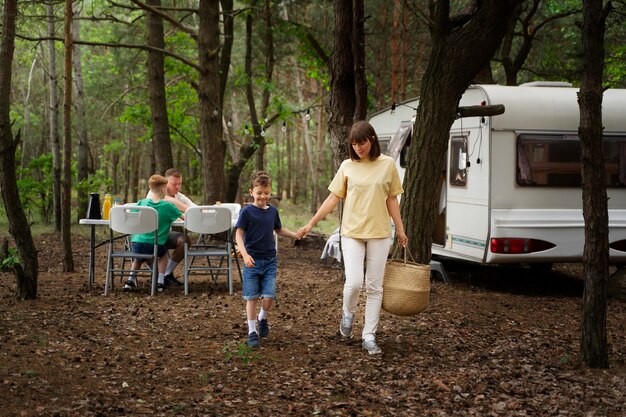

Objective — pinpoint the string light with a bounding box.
[213,108,219,116]
[260,127,266,137]
[305,109,311,121]
[244,124,249,135]
[227,118,232,128]
[281,121,287,133]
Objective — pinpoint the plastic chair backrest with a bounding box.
[109,205,158,235]
[185,206,232,234]
[218,203,241,223]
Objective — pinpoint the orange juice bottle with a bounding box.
[102,194,112,220]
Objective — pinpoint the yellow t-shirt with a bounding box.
[329,154,403,239]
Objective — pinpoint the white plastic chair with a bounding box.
[105,205,159,296]
[219,203,241,224]
[184,206,234,295]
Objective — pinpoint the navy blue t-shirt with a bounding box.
[235,204,282,259]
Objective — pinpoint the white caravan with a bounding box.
[369,83,626,266]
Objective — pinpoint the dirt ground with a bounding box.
[1,233,625,417]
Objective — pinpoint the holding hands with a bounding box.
[295,224,312,240]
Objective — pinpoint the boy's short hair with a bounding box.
[348,120,381,161]
[148,174,168,191]
[250,171,271,188]
[164,168,182,178]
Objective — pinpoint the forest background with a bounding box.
[4,0,624,230]
[0,0,624,388]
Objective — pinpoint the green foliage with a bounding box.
[76,168,113,197]
[16,154,54,223]
[1,248,19,271]
[222,341,260,366]
[605,45,626,88]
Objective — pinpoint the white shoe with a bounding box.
[362,339,382,355]
[339,313,354,338]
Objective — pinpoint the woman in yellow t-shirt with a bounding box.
[296,121,408,355]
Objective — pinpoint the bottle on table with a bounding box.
[102,194,112,220]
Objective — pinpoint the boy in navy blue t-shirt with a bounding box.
[235,171,298,347]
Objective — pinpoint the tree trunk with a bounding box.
[61,0,74,272]
[0,0,39,299]
[402,0,519,263]
[352,0,367,122]
[391,0,400,103]
[147,0,174,174]
[47,3,62,231]
[579,0,609,369]
[225,0,276,202]
[19,57,38,176]
[73,18,89,222]
[328,0,356,170]
[198,0,226,204]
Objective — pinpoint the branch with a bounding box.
[283,20,330,68]
[170,125,201,157]
[456,104,505,119]
[129,0,198,41]
[16,34,202,72]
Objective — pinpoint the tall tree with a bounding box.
[327,0,367,170]
[578,0,611,369]
[253,0,275,171]
[73,17,90,223]
[146,0,174,173]
[198,0,226,203]
[47,3,61,231]
[61,0,74,272]
[402,0,520,263]
[0,0,39,299]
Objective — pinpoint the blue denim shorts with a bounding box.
[242,257,277,301]
[131,242,168,258]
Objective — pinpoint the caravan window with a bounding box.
[379,136,391,155]
[449,135,468,187]
[517,134,626,187]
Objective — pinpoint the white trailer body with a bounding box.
[369,84,626,265]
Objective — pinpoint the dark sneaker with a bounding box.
[157,283,166,292]
[164,273,182,288]
[339,313,354,338]
[247,331,260,348]
[258,318,269,338]
[362,339,382,355]
[123,278,137,291]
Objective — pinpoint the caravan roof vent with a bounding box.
[519,81,573,87]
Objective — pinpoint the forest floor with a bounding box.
[1,232,625,417]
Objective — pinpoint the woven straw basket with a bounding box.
[382,254,430,316]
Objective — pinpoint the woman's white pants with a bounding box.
[341,236,391,341]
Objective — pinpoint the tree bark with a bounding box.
[579,0,609,369]
[254,0,275,171]
[328,0,356,170]
[198,0,226,204]
[402,0,520,263]
[0,0,39,299]
[352,0,367,122]
[147,0,174,174]
[47,3,62,231]
[61,0,74,272]
[73,18,90,222]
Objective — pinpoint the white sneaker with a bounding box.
[339,313,354,338]
[362,339,382,355]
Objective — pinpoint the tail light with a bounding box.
[490,238,555,254]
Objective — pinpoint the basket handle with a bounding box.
[391,245,417,264]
